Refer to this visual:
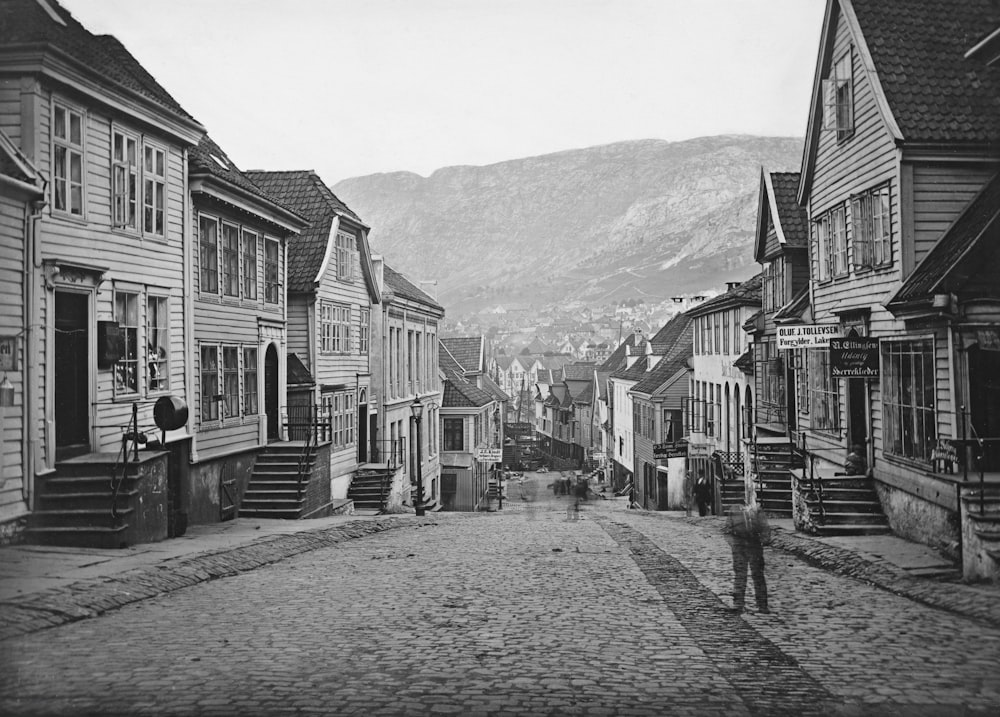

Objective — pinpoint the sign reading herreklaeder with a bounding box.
[829,337,880,378]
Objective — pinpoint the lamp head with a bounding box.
[410,395,424,420]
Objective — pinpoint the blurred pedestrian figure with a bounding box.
[683,470,695,517]
[845,444,867,476]
[694,475,712,516]
[723,502,771,614]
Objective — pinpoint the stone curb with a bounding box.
[675,514,1000,629]
[0,517,422,642]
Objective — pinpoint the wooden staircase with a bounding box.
[26,457,136,549]
[348,466,394,512]
[719,476,746,511]
[239,443,315,519]
[801,466,891,536]
[752,437,800,519]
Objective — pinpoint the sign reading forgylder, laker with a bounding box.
[776,324,844,349]
[830,337,880,378]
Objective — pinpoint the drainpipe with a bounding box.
[24,193,46,508]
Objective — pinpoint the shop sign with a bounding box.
[830,337,880,378]
[653,442,686,459]
[777,324,844,350]
[0,336,15,371]
[476,448,503,463]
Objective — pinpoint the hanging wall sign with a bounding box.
[776,324,844,349]
[830,337,880,377]
[0,336,16,371]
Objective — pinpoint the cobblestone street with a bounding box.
[1,476,999,716]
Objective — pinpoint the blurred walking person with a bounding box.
[723,502,771,614]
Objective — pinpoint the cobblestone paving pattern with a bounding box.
[1,489,999,716]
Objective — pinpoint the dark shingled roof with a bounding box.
[599,334,638,372]
[562,362,596,381]
[383,263,443,312]
[686,274,763,318]
[649,313,694,355]
[287,353,314,386]
[0,0,199,125]
[851,0,1000,145]
[481,374,509,403]
[189,136,304,222]
[440,337,482,374]
[733,350,755,375]
[243,170,363,293]
[770,172,808,248]
[442,377,494,408]
[890,172,1000,305]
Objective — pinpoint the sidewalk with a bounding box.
[0,513,421,641]
[677,513,1000,628]
[2,508,998,642]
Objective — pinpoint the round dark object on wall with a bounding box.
[154,395,189,431]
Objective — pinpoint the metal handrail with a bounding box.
[111,402,142,522]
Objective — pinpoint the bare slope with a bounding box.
[332,135,803,312]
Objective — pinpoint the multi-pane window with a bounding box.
[53,103,84,215]
[764,260,786,312]
[443,417,464,451]
[882,340,936,462]
[809,349,839,431]
[823,49,854,140]
[329,391,356,449]
[115,291,139,395]
[662,409,681,443]
[851,185,891,269]
[713,315,720,354]
[243,230,258,299]
[222,346,239,418]
[199,216,219,293]
[200,346,219,422]
[336,231,356,281]
[264,239,279,303]
[723,312,731,354]
[817,204,848,280]
[146,296,169,393]
[359,308,371,355]
[320,304,333,353]
[796,349,810,415]
[321,304,351,353]
[243,348,258,415]
[142,144,165,236]
[222,223,240,297]
[112,130,138,229]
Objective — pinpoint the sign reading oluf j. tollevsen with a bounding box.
[776,324,844,349]
[830,337,880,377]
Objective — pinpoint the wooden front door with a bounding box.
[55,291,90,458]
[265,344,279,441]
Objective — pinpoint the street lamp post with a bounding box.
[410,396,426,516]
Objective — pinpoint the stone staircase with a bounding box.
[960,479,1000,580]
[719,476,746,511]
[239,443,315,519]
[801,465,891,536]
[348,466,394,513]
[26,456,136,548]
[752,437,801,519]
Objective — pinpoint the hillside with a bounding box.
[332,135,803,315]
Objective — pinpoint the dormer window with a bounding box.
[823,49,854,141]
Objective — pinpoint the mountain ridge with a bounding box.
[332,135,804,316]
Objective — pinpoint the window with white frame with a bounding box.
[115,291,139,395]
[851,185,892,269]
[882,340,936,462]
[243,229,258,299]
[336,231,356,281]
[199,216,219,293]
[333,304,351,353]
[222,346,239,418]
[359,308,370,355]
[444,417,464,451]
[808,349,839,431]
[714,314,720,354]
[817,204,848,280]
[112,129,138,229]
[200,346,219,422]
[823,49,854,141]
[264,238,279,303]
[243,347,258,415]
[53,103,85,216]
[222,223,240,297]
[146,295,169,393]
[723,311,731,354]
[320,303,333,353]
[327,390,356,450]
[142,144,166,236]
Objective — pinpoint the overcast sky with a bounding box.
[59,0,827,184]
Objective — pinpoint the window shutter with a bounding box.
[822,79,837,130]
